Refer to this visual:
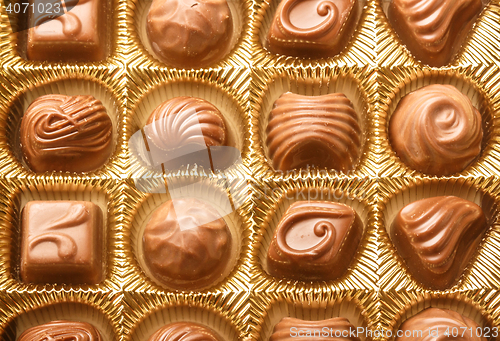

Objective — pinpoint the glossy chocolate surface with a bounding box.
[27,0,108,61]
[387,0,482,66]
[397,308,486,341]
[267,201,362,281]
[267,0,358,58]
[266,92,361,172]
[20,94,113,173]
[270,317,360,341]
[146,0,233,68]
[148,322,223,341]
[391,196,487,290]
[18,320,102,341]
[142,198,232,290]
[20,201,104,284]
[389,85,482,176]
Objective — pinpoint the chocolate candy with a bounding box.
[27,0,108,61]
[270,317,360,341]
[266,92,361,172]
[396,308,486,341]
[389,84,482,176]
[146,0,233,68]
[20,94,113,173]
[143,96,227,170]
[387,0,482,66]
[20,201,104,284]
[391,196,487,290]
[142,198,232,290]
[148,322,222,341]
[18,320,102,341]
[267,0,358,58]
[267,201,362,281]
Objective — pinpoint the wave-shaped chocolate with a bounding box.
[391,196,487,289]
[147,0,233,68]
[270,317,360,341]
[267,0,358,58]
[389,85,482,176]
[266,92,361,172]
[148,322,223,341]
[397,308,486,341]
[267,201,362,281]
[387,0,482,66]
[20,94,113,173]
[18,320,102,341]
[142,198,232,290]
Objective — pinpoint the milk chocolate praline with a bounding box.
[142,198,232,290]
[148,322,223,341]
[18,320,102,341]
[146,0,233,68]
[391,196,487,290]
[267,201,362,281]
[389,84,482,176]
[387,0,483,66]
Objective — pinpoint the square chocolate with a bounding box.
[26,0,108,61]
[20,201,104,284]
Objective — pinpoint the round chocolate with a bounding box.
[142,198,232,290]
[389,84,483,176]
[18,320,102,341]
[146,0,233,68]
[148,322,223,341]
[20,94,113,173]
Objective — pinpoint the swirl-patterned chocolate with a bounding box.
[388,0,482,66]
[148,322,223,341]
[20,94,113,173]
[267,0,358,57]
[391,196,487,289]
[266,92,361,172]
[270,317,360,341]
[147,0,233,68]
[18,320,102,341]
[267,201,362,281]
[389,85,482,176]
[397,308,486,341]
[142,198,232,290]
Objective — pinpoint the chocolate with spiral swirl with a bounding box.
[267,201,362,281]
[267,0,358,57]
[18,320,102,341]
[20,94,113,173]
[148,322,223,341]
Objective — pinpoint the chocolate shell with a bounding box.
[396,308,486,341]
[18,320,102,341]
[142,198,232,290]
[148,322,223,341]
[146,0,233,68]
[267,201,363,281]
[266,92,361,172]
[20,94,113,173]
[389,84,483,176]
[391,196,487,290]
[270,317,360,341]
[267,0,358,58]
[387,0,482,66]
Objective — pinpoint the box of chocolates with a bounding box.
[0,0,498,340]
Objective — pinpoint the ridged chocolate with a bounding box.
[387,0,482,66]
[270,317,360,341]
[391,196,487,290]
[267,201,362,281]
[146,0,233,68]
[18,320,102,341]
[267,0,358,58]
[397,308,486,341]
[142,198,232,290]
[20,94,113,173]
[389,85,482,176]
[148,322,223,341]
[266,92,361,172]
